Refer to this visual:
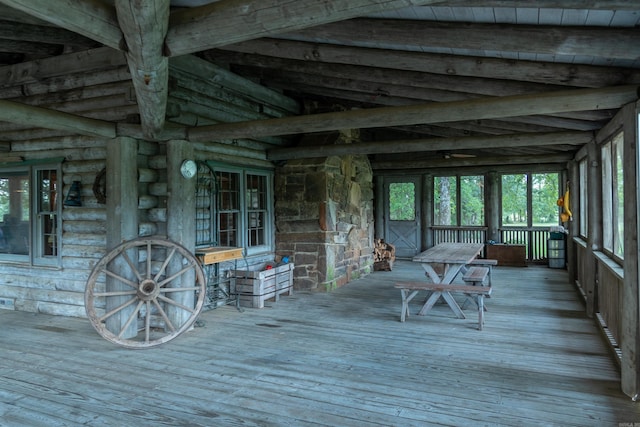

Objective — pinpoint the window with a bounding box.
[196,163,273,255]
[579,158,588,238]
[501,173,559,228]
[531,173,560,227]
[246,173,267,247]
[389,182,415,221]
[434,175,484,226]
[501,174,528,226]
[601,132,624,259]
[434,176,456,225]
[0,161,61,266]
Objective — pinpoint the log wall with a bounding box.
[0,49,300,317]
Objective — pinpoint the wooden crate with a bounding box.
[485,244,526,267]
[230,263,294,308]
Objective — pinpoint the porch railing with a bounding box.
[500,227,552,262]
[432,226,553,262]
[432,226,487,246]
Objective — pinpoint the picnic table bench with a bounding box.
[462,259,497,285]
[395,281,492,330]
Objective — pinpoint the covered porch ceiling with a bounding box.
[0,1,638,170]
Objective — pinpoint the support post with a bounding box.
[486,171,501,243]
[105,136,138,338]
[621,102,640,399]
[422,173,433,250]
[585,138,601,318]
[166,140,196,326]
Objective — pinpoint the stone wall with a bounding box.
[275,137,375,291]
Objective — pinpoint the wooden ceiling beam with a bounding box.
[371,153,574,170]
[0,0,122,50]
[114,0,170,139]
[218,38,640,88]
[0,20,99,49]
[0,98,115,138]
[214,51,568,97]
[284,18,640,61]
[188,86,639,141]
[439,1,640,9]
[165,0,450,57]
[268,131,592,160]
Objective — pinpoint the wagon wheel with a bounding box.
[85,237,206,349]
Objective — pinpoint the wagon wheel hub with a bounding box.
[137,279,160,301]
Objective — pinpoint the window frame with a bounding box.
[600,131,624,261]
[0,159,62,267]
[197,162,274,256]
[500,172,561,229]
[578,158,588,239]
[433,174,485,227]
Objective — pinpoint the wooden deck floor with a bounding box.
[1,261,638,426]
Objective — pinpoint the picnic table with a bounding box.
[402,242,485,319]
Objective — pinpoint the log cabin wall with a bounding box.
[0,48,134,317]
[275,130,375,291]
[0,49,304,317]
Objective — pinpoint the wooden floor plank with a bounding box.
[0,262,638,426]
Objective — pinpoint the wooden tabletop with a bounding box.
[412,242,484,264]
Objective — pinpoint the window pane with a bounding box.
[613,133,624,258]
[36,169,58,257]
[246,174,267,247]
[434,176,456,225]
[216,171,240,247]
[460,175,484,226]
[531,173,559,227]
[601,143,613,252]
[0,171,29,255]
[501,174,527,226]
[389,182,415,221]
[195,164,214,246]
[579,159,588,237]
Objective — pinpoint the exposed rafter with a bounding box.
[268,131,593,160]
[283,18,640,61]
[217,38,640,88]
[0,0,123,49]
[188,86,639,140]
[166,0,451,56]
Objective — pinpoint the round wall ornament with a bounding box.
[180,160,197,179]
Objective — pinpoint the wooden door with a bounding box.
[384,177,421,258]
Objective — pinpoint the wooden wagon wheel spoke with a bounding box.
[102,269,139,289]
[157,294,198,314]
[98,297,138,323]
[158,263,196,288]
[93,290,137,297]
[119,249,144,283]
[118,300,145,339]
[160,286,202,293]
[152,300,177,332]
[154,246,178,282]
[85,237,206,349]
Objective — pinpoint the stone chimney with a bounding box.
[274,130,374,291]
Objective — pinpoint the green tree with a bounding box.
[502,174,527,225]
[389,182,415,221]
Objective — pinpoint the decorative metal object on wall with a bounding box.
[93,168,107,204]
[64,180,82,207]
